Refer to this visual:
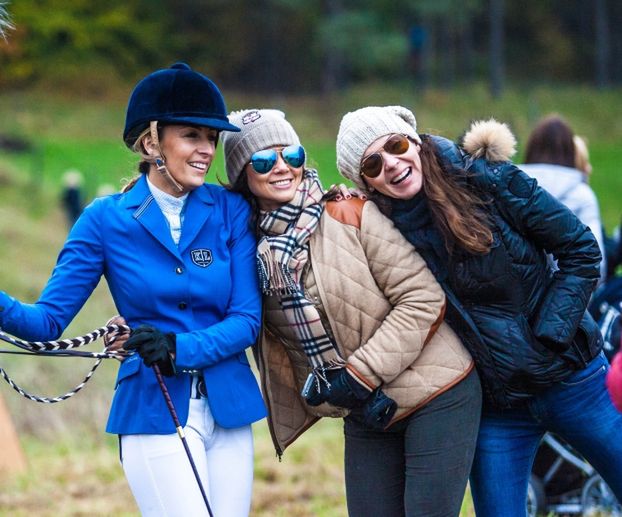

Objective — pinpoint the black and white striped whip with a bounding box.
[1,324,214,514]
[0,324,131,403]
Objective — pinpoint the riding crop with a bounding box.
[153,363,214,517]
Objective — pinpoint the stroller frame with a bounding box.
[527,433,621,516]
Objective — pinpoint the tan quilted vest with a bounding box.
[257,199,474,456]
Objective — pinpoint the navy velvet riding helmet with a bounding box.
[123,62,240,147]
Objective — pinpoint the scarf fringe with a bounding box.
[310,359,347,390]
[257,247,298,296]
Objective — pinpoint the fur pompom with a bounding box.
[462,118,517,162]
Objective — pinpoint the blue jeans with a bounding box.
[470,352,622,517]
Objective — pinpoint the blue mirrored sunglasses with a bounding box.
[249,145,306,174]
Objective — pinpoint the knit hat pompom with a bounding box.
[336,106,421,190]
[222,109,301,185]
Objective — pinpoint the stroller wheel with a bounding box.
[527,474,545,517]
[581,474,622,516]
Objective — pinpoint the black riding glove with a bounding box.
[303,368,373,408]
[349,389,398,430]
[123,325,177,377]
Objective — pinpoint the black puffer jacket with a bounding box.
[390,131,603,408]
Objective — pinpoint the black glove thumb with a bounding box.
[352,389,397,430]
[122,325,177,377]
[123,325,156,352]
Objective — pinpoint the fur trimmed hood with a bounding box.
[462,118,517,162]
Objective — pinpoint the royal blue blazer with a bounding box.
[0,175,266,433]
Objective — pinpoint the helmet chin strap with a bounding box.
[149,121,184,193]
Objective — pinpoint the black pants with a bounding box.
[343,369,481,517]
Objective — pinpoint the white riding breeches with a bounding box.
[120,397,254,517]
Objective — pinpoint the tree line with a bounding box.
[0,0,620,95]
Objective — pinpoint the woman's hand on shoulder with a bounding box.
[325,183,367,202]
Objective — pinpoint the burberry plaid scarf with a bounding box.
[257,169,343,369]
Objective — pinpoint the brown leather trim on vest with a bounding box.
[424,303,446,345]
[346,363,377,391]
[386,361,476,428]
[325,198,366,228]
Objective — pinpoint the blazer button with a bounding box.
[175,267,183,274]
[178,302,187,310]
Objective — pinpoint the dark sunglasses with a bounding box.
[360,134,411,178]
[249,145,306,174]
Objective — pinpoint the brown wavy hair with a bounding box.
[524,114,575,168]
[372,135,493,255]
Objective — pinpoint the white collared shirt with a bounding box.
[146,176,188,245]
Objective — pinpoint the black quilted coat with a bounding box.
[390,135,603,408]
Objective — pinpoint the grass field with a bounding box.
[1,82,621,224]
[0,83,621,515]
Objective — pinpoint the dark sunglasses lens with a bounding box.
[361,153,383,178]
[250,150,277,174]
[385,134,410,155]
[282,145,306,168]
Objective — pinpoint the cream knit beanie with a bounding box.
[336,106,421,189]
[222,109,301,185]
